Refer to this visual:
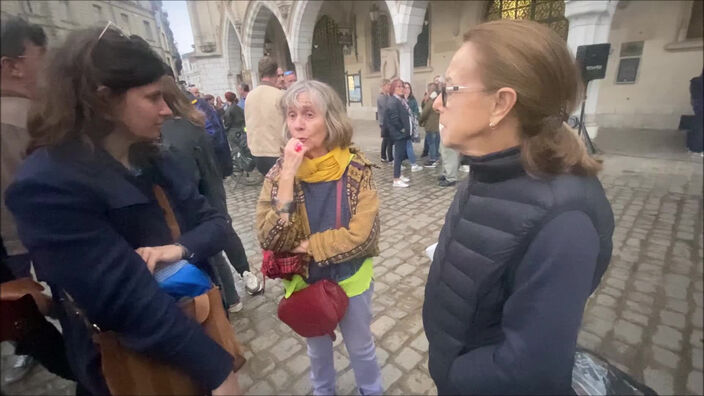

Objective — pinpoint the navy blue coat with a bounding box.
[5,139,234,394]
[384,96,412,142]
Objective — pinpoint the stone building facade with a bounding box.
[184,0,702,133]
[0,0,180,77]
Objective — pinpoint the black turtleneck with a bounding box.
[465,146,525,183]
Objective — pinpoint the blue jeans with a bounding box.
[405,139,416,165]
[426,131,440,161]
[393,140,408,178]
[306,284,383,395]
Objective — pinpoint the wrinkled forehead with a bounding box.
[284,89,326,113]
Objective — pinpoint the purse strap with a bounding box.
[335,177,343,229]
[153,185,181,241]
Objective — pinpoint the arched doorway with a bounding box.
[311,15,346,103]
[225,22,244,89]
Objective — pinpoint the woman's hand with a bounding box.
[212,371,241,396]
[281,138,307,178]
[291,239,309,254]
[135,244,185,273]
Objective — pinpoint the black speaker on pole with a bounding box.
[576,43,611,84]
[574,43,611,154]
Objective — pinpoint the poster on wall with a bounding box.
[347,72,362,104]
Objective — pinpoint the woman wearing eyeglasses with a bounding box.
[422,20,614,394]
[5,27,241,395]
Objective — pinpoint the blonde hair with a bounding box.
[279,80,353,150]
[160,76,205,128]
[463,20,601,176]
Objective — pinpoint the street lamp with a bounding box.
[369,3,379,22]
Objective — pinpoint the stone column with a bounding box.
[398,43,415,83]
[294,61,308,81]
[564,0,618,138]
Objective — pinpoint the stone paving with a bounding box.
[1,126,702,395]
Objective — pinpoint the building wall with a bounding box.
[344,1,486,119]
[595,1,703,129]
[184,0,703,127]
[0,0,179,76]
[185,55,230,98]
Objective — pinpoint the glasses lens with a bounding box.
[441,85,447,107]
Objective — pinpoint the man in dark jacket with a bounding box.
[384,82,412,187]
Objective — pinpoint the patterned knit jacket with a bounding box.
[256,148,380,269]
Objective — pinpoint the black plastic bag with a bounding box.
[572,348,657,395]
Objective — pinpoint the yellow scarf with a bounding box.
[296,147,353,183]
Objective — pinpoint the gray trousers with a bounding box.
[439,143,460,182]
[306,284,383,395]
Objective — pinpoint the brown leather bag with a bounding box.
[63,185,246,395]
[96,287,246,395]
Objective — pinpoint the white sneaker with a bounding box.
[228,301,243,313]
[411,164,423,172]
[393,180,409,188]
[460,165,470,172]
[400,176,410,183]
[243,271,263,295]
[2,355,35,385]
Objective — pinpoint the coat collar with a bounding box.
[466,146,525,183]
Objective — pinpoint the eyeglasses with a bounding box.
[440,85,491,107]
[98,20,127,42]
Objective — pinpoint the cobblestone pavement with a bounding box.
[2,126,702,395]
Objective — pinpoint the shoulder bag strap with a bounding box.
[335,177,343,229]
[152,185,182,240]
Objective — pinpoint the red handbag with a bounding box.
[276,178,349,340]
[278,279,348,340]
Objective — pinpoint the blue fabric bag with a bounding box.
[154,260,211,299]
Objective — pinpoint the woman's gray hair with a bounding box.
[279,80,353,150]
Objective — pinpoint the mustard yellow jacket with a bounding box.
[256,148,380,268]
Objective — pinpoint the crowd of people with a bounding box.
[1,15,623,396]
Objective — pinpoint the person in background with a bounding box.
[276,67,286,90]
[237,82,249,111]
[223,91,245,137]
[160,76,245,313]
[377,79,393,163]
[223,91,236,111]
[385,79,413,187]
[284,70,297,89]
[419,82,440,168]
[6,26,241,395]
[403,82,423,174]
[423,20,614,394]
[245,56,286,176]
[192,93,233,178]
[435,81,460,187]
[188,84,201,98]
[0,16,75,387]
[256,80,383,396]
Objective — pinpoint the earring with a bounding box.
[489,121,496,129]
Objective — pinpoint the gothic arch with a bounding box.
[241,1,289,82]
